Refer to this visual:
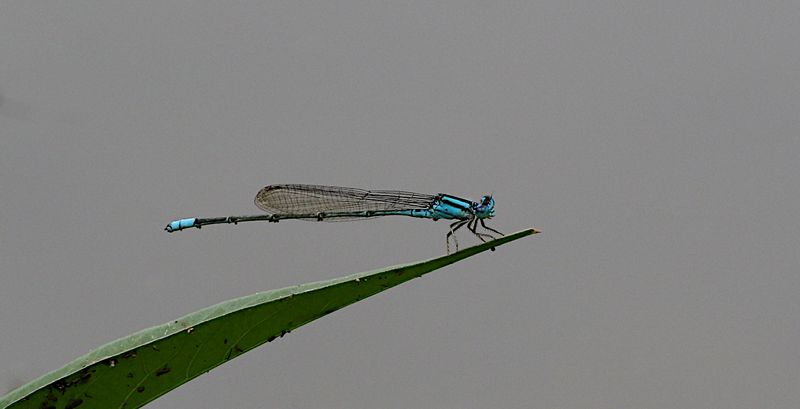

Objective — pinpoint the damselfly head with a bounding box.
[475,195,496,219]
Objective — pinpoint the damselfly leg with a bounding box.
[468,218,496,242]
[479,219,504,237]
[446,219,470,254]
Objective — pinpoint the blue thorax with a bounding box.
[426,194,495,220]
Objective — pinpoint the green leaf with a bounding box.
[1,228,539,409]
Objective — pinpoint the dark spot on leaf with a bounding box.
[137,386,145,393]
[104,358,118,367]
[44,391,57,405]
[53,380,66,394]
[65,398,83,409]
[155,366,171,376]
[122,350,137,359]
[223,338,228,344]
[127,372,134,378]
[267,336,276,342]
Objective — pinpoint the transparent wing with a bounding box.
[254,184,437,216]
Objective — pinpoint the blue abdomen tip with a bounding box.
[166,218,197,232]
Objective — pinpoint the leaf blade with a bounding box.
[1,228,539,409]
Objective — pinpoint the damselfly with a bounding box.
[166,184,514,253]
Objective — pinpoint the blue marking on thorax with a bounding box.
[431,194,476,220]
[440,194,473,210]
[431,203,471,219]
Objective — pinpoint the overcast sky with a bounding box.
[1,2,798,408]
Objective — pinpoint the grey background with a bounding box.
[1,1,798,408]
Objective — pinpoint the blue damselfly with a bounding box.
[166,184,524,252]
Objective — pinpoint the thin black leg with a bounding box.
[446,220,460,254]
[479,219,504,236]
[446,219,469,254]
[467,218,481,241]
[469,218,495,242]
